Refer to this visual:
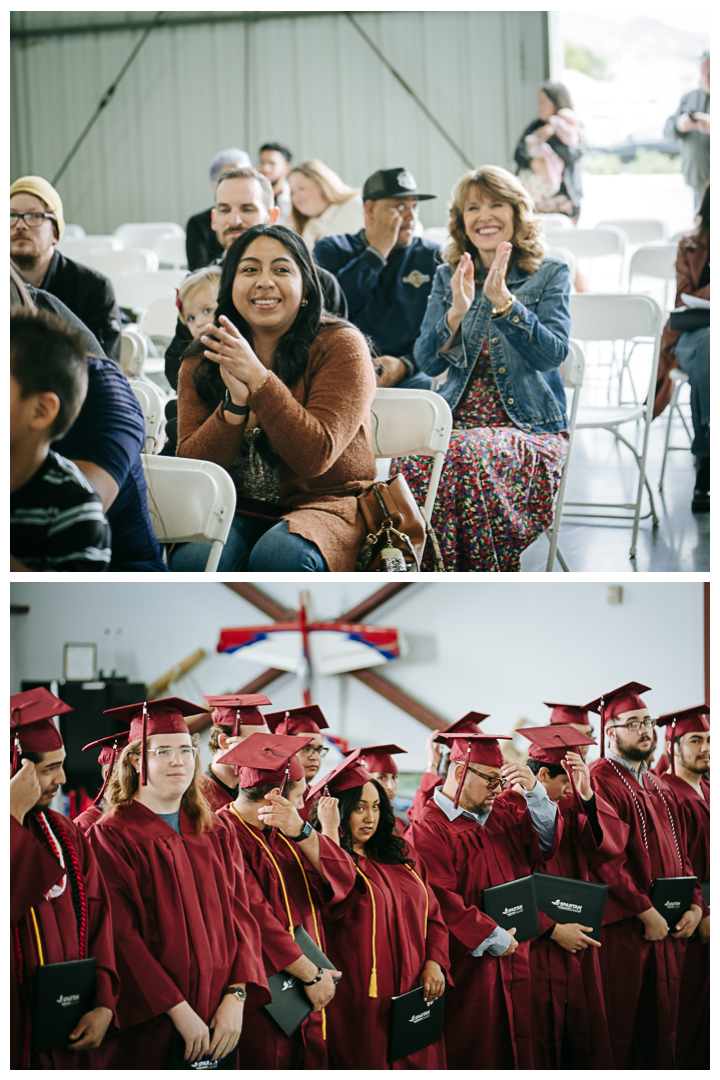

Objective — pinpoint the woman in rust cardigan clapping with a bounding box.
[173,224,376,571]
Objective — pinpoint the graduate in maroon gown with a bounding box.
[655,704,710,1069]
[407,731,563,1069]
[87,697,268,1069]
[586,682,706,1069]
[10,689,118,1069]
[215,732,355,1069]
[308,751,449,1069]
[264,704,331,821]
[406,713,488,823]
[511,723,627,1068]
[544,702,595,742]
[345,743,410,836]
[197,693,271,811]
[74,730,129,833]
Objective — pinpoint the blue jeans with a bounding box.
[170,517,328,572]
[675,326,710,457]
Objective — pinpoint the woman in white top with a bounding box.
[289,159,364,250]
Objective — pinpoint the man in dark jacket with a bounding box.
[10,175,122,362]
[314,167,440,388]
[664,52,710,207]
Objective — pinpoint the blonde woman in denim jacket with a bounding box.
[398,166,571,571]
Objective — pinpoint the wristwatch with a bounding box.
[223,986,247,1002]
[288,820,313,843]
[223,388,250,416]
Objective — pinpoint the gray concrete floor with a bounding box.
[522,412,709,573]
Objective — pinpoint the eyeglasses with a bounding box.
[10,212,57,228]
[146,746,198,761]
[298,745,329,758]
[466,765,508,791]
[610,719,655,733]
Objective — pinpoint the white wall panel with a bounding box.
[11,12,549,234]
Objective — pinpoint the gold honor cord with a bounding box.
[29,907,45,965]
[352,865,378,998]
[277,834,327,1040]
[404,864,429,940]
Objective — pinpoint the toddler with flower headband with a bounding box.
[176,266,222,340]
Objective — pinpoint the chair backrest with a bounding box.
[629,243,678,284]
[56,234,124,261]
[129,378,165,452]
[112,269,187,315]
[559,339,585,389]
[539,213,573,232]
[62,223,86,240]
[141,456,236,570]
[114,222,186,253]
[546,245,577,282]
[79,248,159,277]
[120,328,149,378]
[423,226,450,247]
[596,218,665,244]
[569,292,664,343]
[370,388,453,523]
[140,295,180,339]
[154,233,188,268]
[553,226,628,258]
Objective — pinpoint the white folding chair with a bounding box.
[80,248,159,277]
[141,456,236,572]
[596,218,666,244]
[120,327,149,379]
[62,223,86,240]
[113,269,186,319]
[114,222,186,254]
[553,226,628,290]
[370,389,453,569]
[154,232,188,269]
[56,234,124,261]
[422,226,449,247]
[563,294,663,557]
[129,377,166,453]
[545,341,584,572]
[628,243,678,312]
[539,213,574,233]
[140,296,179,344]
[546,245,577,285]
[658,368,693,491]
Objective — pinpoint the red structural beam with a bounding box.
[349,668,446,731]
[222,582,296,622]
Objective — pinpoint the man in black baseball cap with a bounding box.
[314,166,441,388]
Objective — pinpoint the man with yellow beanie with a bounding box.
[11,176,122,362]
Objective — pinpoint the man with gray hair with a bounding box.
[664,52,710,207]
[185,147,252,270]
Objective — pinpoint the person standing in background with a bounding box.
[665,52,710,208]
[258,142,294,227]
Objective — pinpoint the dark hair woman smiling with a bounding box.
[173,224,376,571]
[310,756,450,1069]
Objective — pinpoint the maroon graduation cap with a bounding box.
[264,704,329,736]
[436,732,511,810]
[203,693,272,737]
[543,703,591,728]
[584,682,651,758]
[103,697,208,785]
[443,712,490,736]
[656,705,710,775]
[347,743,406,774]
[518,724,597,807]
[216,732,311,793]
[82,730,131,805]
[307,748,373,801]
[10,688,72,775]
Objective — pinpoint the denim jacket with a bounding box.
[413,256,570,433]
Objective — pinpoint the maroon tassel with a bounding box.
[140,703,149,785]
[93,741,118,806]
[453,746,471,810]
[233,708,241,739]
[671,718,677,775]
[600,696,605,758]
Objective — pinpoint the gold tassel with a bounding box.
[368,969,378,998]
[321,1007,327,1040]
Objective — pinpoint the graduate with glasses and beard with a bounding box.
[587,683,707,1070]
[406,729,562,1069]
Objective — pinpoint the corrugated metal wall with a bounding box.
[11,11,550,234]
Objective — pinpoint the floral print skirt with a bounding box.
[396,426,568,572]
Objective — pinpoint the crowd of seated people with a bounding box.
[10,114,709,572]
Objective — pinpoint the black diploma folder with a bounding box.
[533,871,609,943]
[264,926,338,1038]
[651,876,697,923]
[32,957,96,1053]
[482,875,539,943]
[388,984,445,1063]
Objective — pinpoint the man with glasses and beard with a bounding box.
[654,706,710,1069]
[406,729,562,1069]
[586,683,705,1070]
